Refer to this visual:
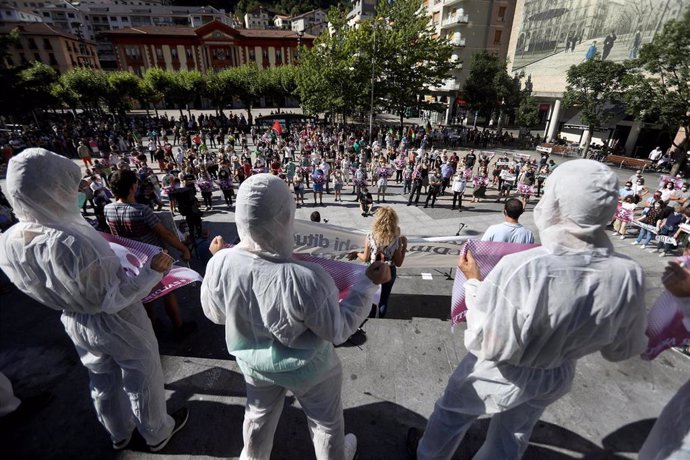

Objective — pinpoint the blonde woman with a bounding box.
[348,207,408,318]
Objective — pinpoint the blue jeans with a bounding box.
[636,228,655,245]
[371,266,397,318]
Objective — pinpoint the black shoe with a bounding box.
[406,427,423,459]
[149,407,189,452]
[172,321,197,342]
[424,205,428,208]
[407,203,411,206]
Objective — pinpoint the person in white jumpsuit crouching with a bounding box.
[201,174,390,460]
[414,159,648,459]
[0,149,188,451]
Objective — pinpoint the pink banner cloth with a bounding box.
[293,254,368,301]
[221,244,368,302]
[642,256,690,360]
[615,202,634,223]
[101,232,203,303]
[451,240,538,326]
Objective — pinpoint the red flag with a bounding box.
[272,120,283,135]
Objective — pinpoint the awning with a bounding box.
[562,104,627,131]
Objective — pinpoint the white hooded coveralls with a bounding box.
[418,160,648,459]
[201,174,378,460]
[0,149,174,445]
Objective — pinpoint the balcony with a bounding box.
[441,13,469,28]
[450,36,466,47]
[443,0,463,5]
[439,78,460,92]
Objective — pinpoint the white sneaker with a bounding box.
[641,244,647,249]
[660,252,667,257]
[344,433,357,460]
[619,235,626,240]
[632,241,639,245]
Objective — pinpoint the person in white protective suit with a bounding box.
[0,149,188,452]
[639,261,690,460]
[200,173,391,460]
[413,159,648,459]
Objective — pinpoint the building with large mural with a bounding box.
[506,0,690,156]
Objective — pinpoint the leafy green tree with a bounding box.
[517,95,540,131]
[625,10,690,174]
[365,0,457,130]
[135,77,162,117]
[103,71,140,120]
[463,51,519,127]
[223,64,267,124]
[58,68,109,115]
[17,62,59,117]
[295,8,369,122]
[563,58,627,156]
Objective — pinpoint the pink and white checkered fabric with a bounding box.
[293,254,367,301]
[615,202,634,223]
[642,255,690,360]
[517,183,534,196]
[100,232,203,303]
[451,240,537,326]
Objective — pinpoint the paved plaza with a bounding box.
[1,146,688,459]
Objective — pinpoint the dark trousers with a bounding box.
[425,189,439,207]
[408,181,423,205]
[452,191,463,209]
[221,189,233,205]
[370,266,397,318]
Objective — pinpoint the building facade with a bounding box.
[1,1,233,70]
[244,7,272,29]
[290,9,327,36]
[425,0,517,124]
[506,0,690,156]
[1,22,100,73]
[107,21,313,75]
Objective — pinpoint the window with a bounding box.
[497,6,507,22]
[125,46,141,59]
[48,52,57,65]
[28,38,37,49]
[33,52,40,61]
[185,47,193,59]
[155,47,163,60]
[67,13,74,18]
[275,49,282,61]
[493,30,502,45]
[121,17,128,21]
[170,47,178,60]
[43,38,52,50]
[248,48,255,61]
[262,48,268,61]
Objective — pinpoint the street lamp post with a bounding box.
[368,25,377,144]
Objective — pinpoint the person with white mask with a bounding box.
[409,159,648,459]
[0,149,188,452]
[201,174,391,460]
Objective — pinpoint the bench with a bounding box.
[606,154,652,171]
[537,143,579,157]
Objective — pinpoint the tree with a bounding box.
[103,71,140,121]
[563,58,627,156]
[295,7,369,122]
[517,95,540,131]
[204,70,236,116]
[625,10,690,174]
[463,51,519,127]
[58,68,109,115]
[366,0,457,130]
[223,64,267,124]
[17,62,59,118]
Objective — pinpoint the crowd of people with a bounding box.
[1,113,690,459]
